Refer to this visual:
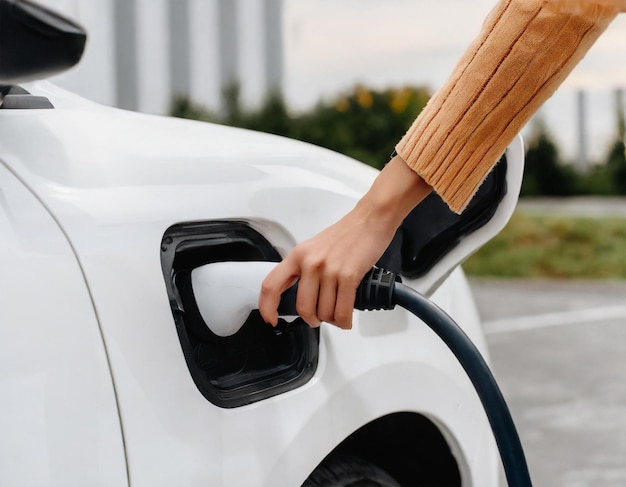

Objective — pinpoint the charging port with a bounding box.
[160,221,319,408]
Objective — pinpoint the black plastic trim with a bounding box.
[1,85,29,95]
[160,220,319,409]
[0,93,54,109]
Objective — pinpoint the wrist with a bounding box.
[356,155,432,232]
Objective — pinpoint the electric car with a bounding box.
[0,1,524,486]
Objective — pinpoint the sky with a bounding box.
[282,0,626,162]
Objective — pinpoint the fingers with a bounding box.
[316,273,338,325]
[295,269,322,328]
[259,257,299,326]
[259,245,367,328]
[293,249,360,328]
[261,242,327,328]
[317,268,360,329]
[259,251,358,329]
[334,277,360,329]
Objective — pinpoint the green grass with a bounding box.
[463,212,626,279]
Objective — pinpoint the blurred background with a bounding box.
[42,0,626,200]
[36,1,626,485]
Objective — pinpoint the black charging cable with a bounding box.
[279,267,532,487]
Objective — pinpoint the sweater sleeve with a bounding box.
[395,0,621,214]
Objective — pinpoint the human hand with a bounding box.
[258,156,433,329]
[258,205,398,329]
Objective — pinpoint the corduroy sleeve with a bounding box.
[395,0,622,214]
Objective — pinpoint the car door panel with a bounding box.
[0,162,127,487]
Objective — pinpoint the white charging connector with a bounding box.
[191,261,296,337]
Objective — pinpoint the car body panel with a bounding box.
[0,81,520,486]
[0,163,127,486]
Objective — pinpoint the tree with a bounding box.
[605,89,626,195]
[521,119,575,197]
[605,139,626,195]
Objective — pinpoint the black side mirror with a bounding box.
[0,0,87,85]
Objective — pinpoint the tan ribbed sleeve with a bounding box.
[395,0,621,214]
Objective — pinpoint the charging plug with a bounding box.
[191,262,399,337]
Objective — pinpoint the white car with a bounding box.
[0,2,524,486]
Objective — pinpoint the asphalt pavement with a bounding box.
[470,278,626,487]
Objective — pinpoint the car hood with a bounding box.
[1,83,383,244]
[0,82,377,193]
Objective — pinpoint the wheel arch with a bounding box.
[311,412,462,486]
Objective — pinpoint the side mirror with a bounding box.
[0,0,87,85]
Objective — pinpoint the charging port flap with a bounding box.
[378,135,524,295]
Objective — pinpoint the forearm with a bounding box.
[396,0,621,214]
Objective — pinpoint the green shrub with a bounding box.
[464,212,626,278]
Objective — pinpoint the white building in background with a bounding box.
[39,0,284,115]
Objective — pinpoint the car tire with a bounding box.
[302,455,402,487]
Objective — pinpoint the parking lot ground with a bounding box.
[469,278,626,487]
